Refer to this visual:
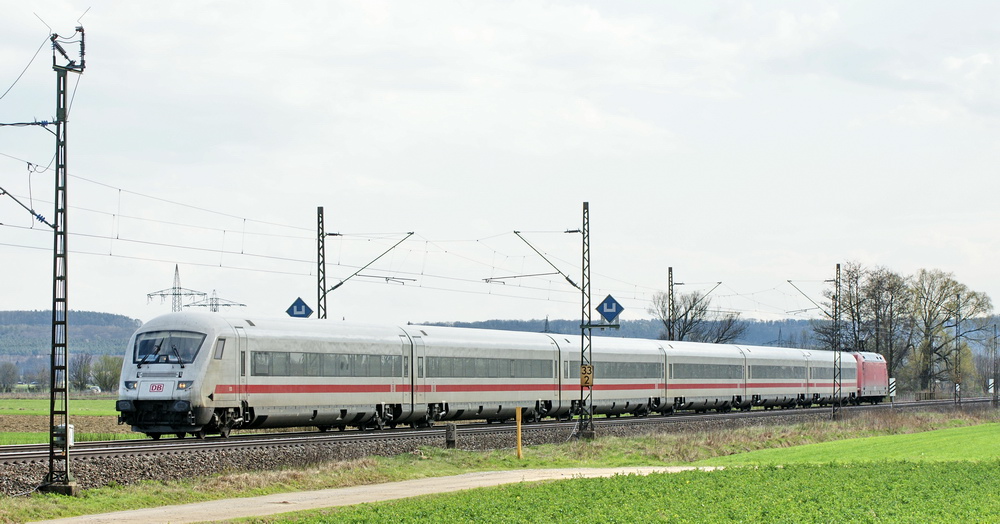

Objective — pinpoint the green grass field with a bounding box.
[694,422,1000,466]
[0,397,118,417]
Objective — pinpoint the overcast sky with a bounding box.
[1,1,998,326]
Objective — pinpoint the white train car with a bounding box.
[575,336,667,417]
[740,346,809,408]
[663,341,746,412]
[406,324,561,423]
[117,313,419,437]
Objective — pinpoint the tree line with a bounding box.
[816,262,993,395]
[0,355,122,393]
[649,262,996,396]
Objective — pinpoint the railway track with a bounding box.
[2,397,986,465]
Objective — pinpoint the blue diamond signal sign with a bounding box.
[286,297,313,318]
[597,294,623,323]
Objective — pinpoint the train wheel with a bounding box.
[193,428,207,439]
[148,433,161,440]
[175,433,186,439]
[219,425,231,438]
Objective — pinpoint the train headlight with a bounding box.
[171,400,191,412]
[176,381,194,391]
[116,400,134,412]
[123,381,138,390]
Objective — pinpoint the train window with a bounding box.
[289,353,306,376]
[271,353,290,376]
[403,356,409,378]
[423,356,552,379]
[134,331,206,364]
[809,366,857,380]
[321,354,336,376]
[305,353,323,376]
[213,339,226,360]
[241,351,246,377]
[594,361,663,379]
[252,352,271,376]
[672,363,742,380]
[354,354,369,377]
[750,365,806,379]
[811,367,833,379]
[418,357,424,378]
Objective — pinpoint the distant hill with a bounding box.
[0,310,822,359]
[0,310,141,357]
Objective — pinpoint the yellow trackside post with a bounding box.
[515,407,523,459]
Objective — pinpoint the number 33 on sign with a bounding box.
[580,365,594,387]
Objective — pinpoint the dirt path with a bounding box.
[34,466,720,523]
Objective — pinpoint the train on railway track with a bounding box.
[116,312,889,439]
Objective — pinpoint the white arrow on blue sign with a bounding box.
[597,294,623,323]
[286,297,313,318]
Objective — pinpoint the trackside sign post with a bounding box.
[597,294,623,323]
[286,298,313,318]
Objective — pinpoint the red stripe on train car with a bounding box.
[435,384,559,392]
[559,383,663,391]
[214,384,394,394]
[396,385,432,393]
[666,383,742,390]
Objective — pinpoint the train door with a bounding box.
[235,326,248,412]
[397,334,414,421]
[411,335,426,410]
[735,346,749,409]
[658,344,668,405]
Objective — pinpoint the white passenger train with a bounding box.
[116,312,889,439]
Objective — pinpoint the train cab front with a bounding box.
[116,328,213,439]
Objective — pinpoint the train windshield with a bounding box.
[134,331,207,365]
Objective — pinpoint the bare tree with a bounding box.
[0,362,19,392]
[91,355,123,393]
[649,290,747,343]
[702,312,749,344]
[910,269,992,392]
[840,261,869,351]
[70,353,94,392]
[864,267,915,378]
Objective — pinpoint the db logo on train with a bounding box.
[149,383,165,393]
